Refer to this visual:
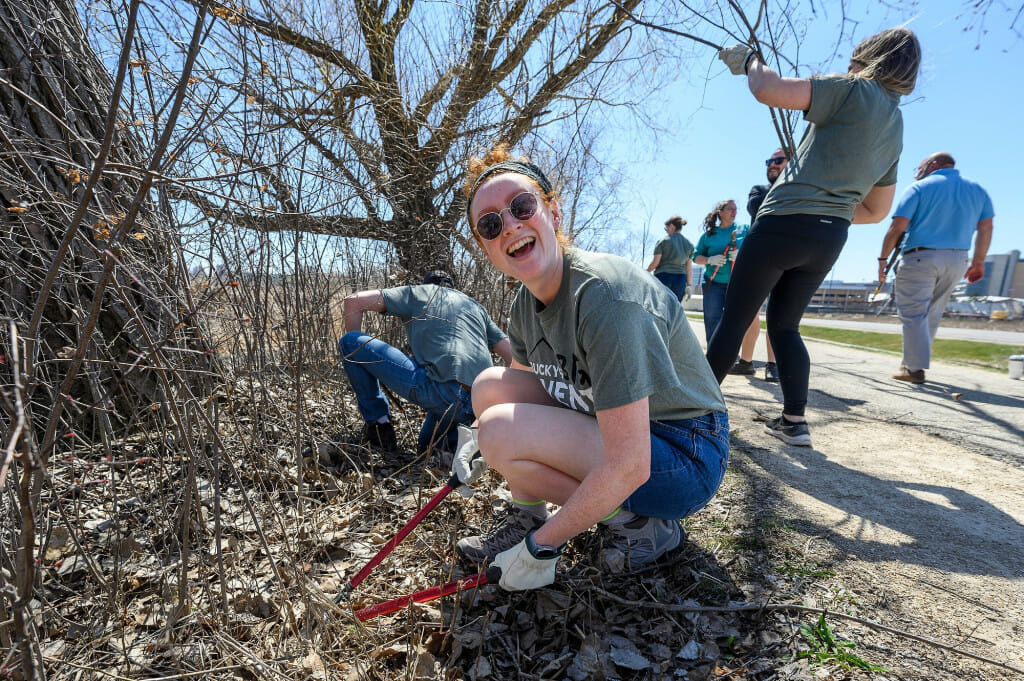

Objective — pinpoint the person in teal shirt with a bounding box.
[693,199,746,341]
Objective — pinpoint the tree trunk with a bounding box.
[0,0,193,446]
[1,2,207,676]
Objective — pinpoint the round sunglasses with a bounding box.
[474,191,539,240]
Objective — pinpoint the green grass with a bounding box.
[797,613,887,672]
[795,325,1023,372]
[685,312,1022,372]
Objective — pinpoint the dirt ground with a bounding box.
[699,331,1024,679]
[328,327,1024,680]
[38,319,1021,680]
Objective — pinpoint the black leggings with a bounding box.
[706,214,849,417]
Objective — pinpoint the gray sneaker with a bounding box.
[599,512,683,571]
[764,416,811,446]
[457,506,546,564]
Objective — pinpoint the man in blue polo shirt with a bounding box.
[876,152,994,384]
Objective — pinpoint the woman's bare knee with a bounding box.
[471,366,554,416]
[476,404,516,465]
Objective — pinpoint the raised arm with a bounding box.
[745,56,813,111]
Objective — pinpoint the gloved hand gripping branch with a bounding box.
[718,44,756,75]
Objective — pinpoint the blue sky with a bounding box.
[619,1,1021,282]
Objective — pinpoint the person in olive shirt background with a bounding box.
[647,215,694,302]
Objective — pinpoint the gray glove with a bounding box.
[683,285,692,302]
[727,248,739,262]
[719,44,754,75]
[451,425,487,494]
[706,254,727,267]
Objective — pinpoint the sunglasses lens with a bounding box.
[509,192,538,220]
[477,212,503,240]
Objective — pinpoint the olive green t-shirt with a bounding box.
[653,232,694,275]
[757,75,903,222]
[381,284,506,386]
[508,249,725,420]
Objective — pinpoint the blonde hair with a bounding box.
[463,143,570,249]
[851,28,921,96]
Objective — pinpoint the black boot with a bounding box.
[364,421,399,452]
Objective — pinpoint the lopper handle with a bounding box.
[355,569,490,621]
[344,474,460,595]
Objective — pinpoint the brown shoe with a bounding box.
[892,366,925,384]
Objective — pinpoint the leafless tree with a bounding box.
[145,0,679,274]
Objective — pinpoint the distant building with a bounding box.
[684,252,1024,315]
[808,281,875,312]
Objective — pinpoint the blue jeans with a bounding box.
[339,332,474,452]
[623,411,730,519]
[702,281,728,342]
[654,272,688,301]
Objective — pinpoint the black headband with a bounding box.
[466,161,553,223]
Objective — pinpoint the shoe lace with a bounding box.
[479,508,536,548]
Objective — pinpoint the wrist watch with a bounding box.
[525,528,564,560]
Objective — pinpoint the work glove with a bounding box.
[683,285,692,302]
[491,530,561,591]
[706,254,727,267]
[451,425,487,497]
[727,248,739,262]
[719,44,754,75]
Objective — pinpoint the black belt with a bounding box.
[903,247,932,254]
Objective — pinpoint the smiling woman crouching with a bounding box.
[450,144,730,591]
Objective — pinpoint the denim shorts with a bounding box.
[623,411,730,519]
